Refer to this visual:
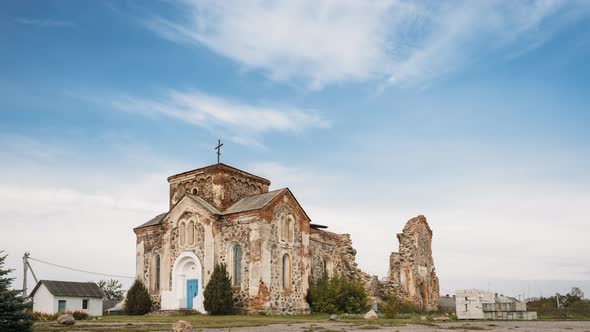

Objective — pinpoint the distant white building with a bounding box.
[30,280,104,316]
[455,289,537,320]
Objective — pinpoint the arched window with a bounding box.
[179,221,186,245]
[191,188,198,195]
[288,216,294,242]
[279,214,294,243]
[187,221,195,245]
[280,215,287,241]
[196,223,205,245]
[231,244,242,287]
[155,255,161,291]
[150,254,161,291]
[323,258,333,278]
[282,254,291,290]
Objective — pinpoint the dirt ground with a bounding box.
[202,321,590,331]
[33,320,590,332]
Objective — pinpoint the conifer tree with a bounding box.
[0,251,33,332]
[203,263,234,315]
[124,279,152,315]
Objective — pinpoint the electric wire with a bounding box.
[28,256,134,279]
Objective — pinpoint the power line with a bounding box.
[28,256,135,279]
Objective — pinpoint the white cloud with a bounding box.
[1,135,588,297]
[143,0,584,88]
[144,0,397,89]
[112,90,329,147]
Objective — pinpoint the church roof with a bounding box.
[134,188,310,229]
[223,188,286,215]
[30,280,103,298]
[135,212,167,229]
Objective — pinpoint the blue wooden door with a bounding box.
[186,279,198,308]
[58,300,66,313]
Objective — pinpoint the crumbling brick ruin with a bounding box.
[387,215,440,311]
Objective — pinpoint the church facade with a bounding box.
[134,163,363,314]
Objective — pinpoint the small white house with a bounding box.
[30,280,104,316]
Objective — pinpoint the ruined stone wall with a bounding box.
[308,230,339,283]
[308,229,380,306]
[387,215,440,311]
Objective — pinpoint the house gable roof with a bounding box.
[30,280,103,298]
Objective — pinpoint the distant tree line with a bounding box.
[527,287,590,318]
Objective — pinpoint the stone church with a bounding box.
[134,163,368,314]
[134,162,440,314]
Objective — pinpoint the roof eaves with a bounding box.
[133,212,167,230]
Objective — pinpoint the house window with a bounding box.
[282,254,292,290]
[82,299,89,310]
[231,244,242,287]
[155,255,161,291]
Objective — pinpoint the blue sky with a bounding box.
[1,1,589,297]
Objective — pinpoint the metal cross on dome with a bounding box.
[215,139,223,164]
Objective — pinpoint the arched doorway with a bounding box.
[171,252,204,312]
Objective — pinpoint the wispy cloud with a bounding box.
[143,0,396,89]
[15,18,75,28]
[112,90,329,147]
[142,0,585,89]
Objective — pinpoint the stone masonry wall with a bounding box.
[387,215,440,311]
[168,164,269,211]
[135,225,164,309]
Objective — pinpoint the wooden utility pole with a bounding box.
[22,252,29,297]
[22,252,38,298]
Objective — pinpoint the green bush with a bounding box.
[307,274,338,313]
[203,263,234,315]
[71,310,89,320]
[124,279,153,315]
[399,300,419,313]
[527,293,590,317]
[381,295,401,318]
[307,274,369,314]
[28,311,59,321]
[0,251,33,331]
